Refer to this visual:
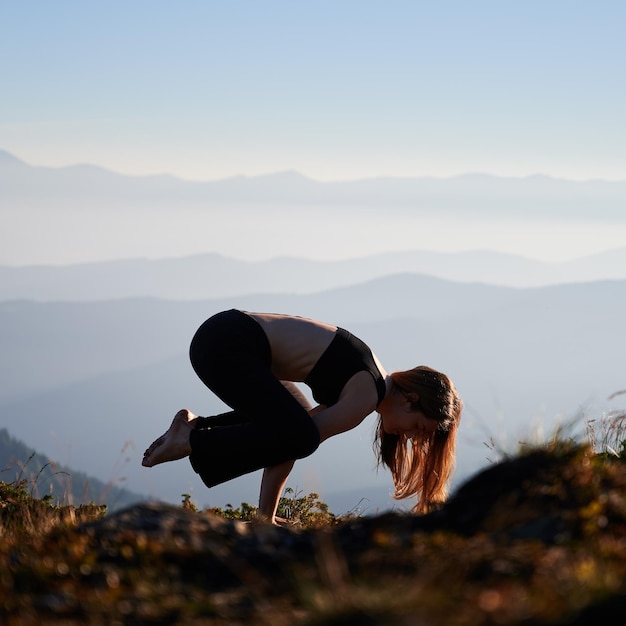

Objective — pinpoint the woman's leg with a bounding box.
[195,381,311,428]
[187,310,320,487]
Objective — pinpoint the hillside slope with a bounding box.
[0,428,146,512]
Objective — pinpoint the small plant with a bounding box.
[181,493,198,511]
[209,500,258,521]
[276,487,336,527]
[206,487,338,527]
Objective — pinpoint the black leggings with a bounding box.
[187,309,321,488]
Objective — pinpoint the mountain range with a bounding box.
[2,248,626,302]
[2,148,626,219]
[1,272,624,513]
[2,147,625,513]
[3,147,625,268]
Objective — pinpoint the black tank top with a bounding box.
[304,328,386,408]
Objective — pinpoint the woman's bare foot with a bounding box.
[142,409,197,467]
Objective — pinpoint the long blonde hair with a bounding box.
[374,366,462,514]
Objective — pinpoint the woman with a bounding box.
[142,309,462,522]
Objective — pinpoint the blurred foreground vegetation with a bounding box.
[2,409,626,625]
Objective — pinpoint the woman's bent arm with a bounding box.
[258,374,378,523]
[259,460,295,523]
[258,382,313,523]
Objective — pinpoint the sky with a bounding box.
[2,2,626,266]
[2,1,626,183]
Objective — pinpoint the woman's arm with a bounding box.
[258,383,318,524]
[259,460,295,522]
[258,406,325,523]
[311,371,380,441]
[258,374,377,523]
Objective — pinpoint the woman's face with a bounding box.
[380,391,438,438]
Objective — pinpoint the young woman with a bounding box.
[142,309,462,522]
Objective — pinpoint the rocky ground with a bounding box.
[3,441,626,625]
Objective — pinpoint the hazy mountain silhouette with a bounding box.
[2,148,626,218]
[2,247,626,301]
[1,274,624,512]
[0,274,528,402]
[4,148,626,268]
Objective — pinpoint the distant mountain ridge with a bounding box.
[2,247,626,301]
[3,148,626,268]
[2,148,626,218]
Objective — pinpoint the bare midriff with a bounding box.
[246,311,337,382]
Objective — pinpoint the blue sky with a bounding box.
[2,1,626,182]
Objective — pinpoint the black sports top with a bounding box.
[304,327,387,408]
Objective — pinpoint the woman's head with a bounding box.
[374,366,462,514]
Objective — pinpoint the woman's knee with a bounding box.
[288,422,321,459]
